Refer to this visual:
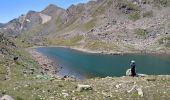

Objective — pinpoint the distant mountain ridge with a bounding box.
[0,23,4,28]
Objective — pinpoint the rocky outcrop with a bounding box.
[39,13,52,24]
[76,84,92,92]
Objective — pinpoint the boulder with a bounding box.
[136,87,144,97]
[13,57,18,61]
[126,68,132,76]
[127,85,144,97]
[0,95,14,100]
[76,84,92,92]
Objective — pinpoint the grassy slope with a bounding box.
[0,75,170,100]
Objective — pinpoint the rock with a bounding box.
[127,85,137,93]
[76,84,92,92]
[137,74,148,77]
[126,68,131,76]
[136,87,144,97]
[145,78,156,81]
[127,85,144,97]
[0,95,14,100]
[62,93,69,98]
[115,84,122,89]
[13,57,18,61]
[58,84,63,87]
[30,68,34,72]
[30,68,35,74]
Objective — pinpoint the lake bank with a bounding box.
[26,48,59,78]
[29,45,170,56]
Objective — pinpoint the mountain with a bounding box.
[0,23,4,27]
[1,0,170,53]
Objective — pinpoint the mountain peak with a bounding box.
[43,4,64,11]
[41,4,65,15]
[46,4,59,9]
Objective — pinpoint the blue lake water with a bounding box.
[37,47,170,79]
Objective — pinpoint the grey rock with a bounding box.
[0,95,14,100]
[76,84,92,92]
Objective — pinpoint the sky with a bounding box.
[0,0,89,23]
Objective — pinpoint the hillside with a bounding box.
[0,0,170,54]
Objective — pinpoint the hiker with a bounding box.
[130,60,136,76]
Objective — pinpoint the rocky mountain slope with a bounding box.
[1,0,170,54]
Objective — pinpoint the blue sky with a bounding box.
[0,0,89,23]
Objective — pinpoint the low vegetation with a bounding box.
[84,39,119,51]
[134,28,148,37]
[119,0,140,12]
[158,36,170,47]
[92,0,113,16]
[128,11,141,21]
[153,0,170,7]
[142,11,154,18]
[81,19,96,31]
[50,35,83,46]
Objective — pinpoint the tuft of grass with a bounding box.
[129,11,141,21]
[143,11,153,18]
[158,36,170,47]
[134,28,148,37]
[16,96,24,100]
[153,0,170,7]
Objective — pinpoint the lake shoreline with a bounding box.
[30,45,170,56]
[26,48,60,78]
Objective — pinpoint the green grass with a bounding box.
[134,28,148,37]
[143,11,153,18]
[128,11,141,21]
[92,0,113,17]
[84,40,119,51]
[158,36,170,47]
[81,19,96,31]
[53,35,84,46]
[153,0,170,7]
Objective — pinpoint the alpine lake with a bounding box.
[37,47,170,79]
